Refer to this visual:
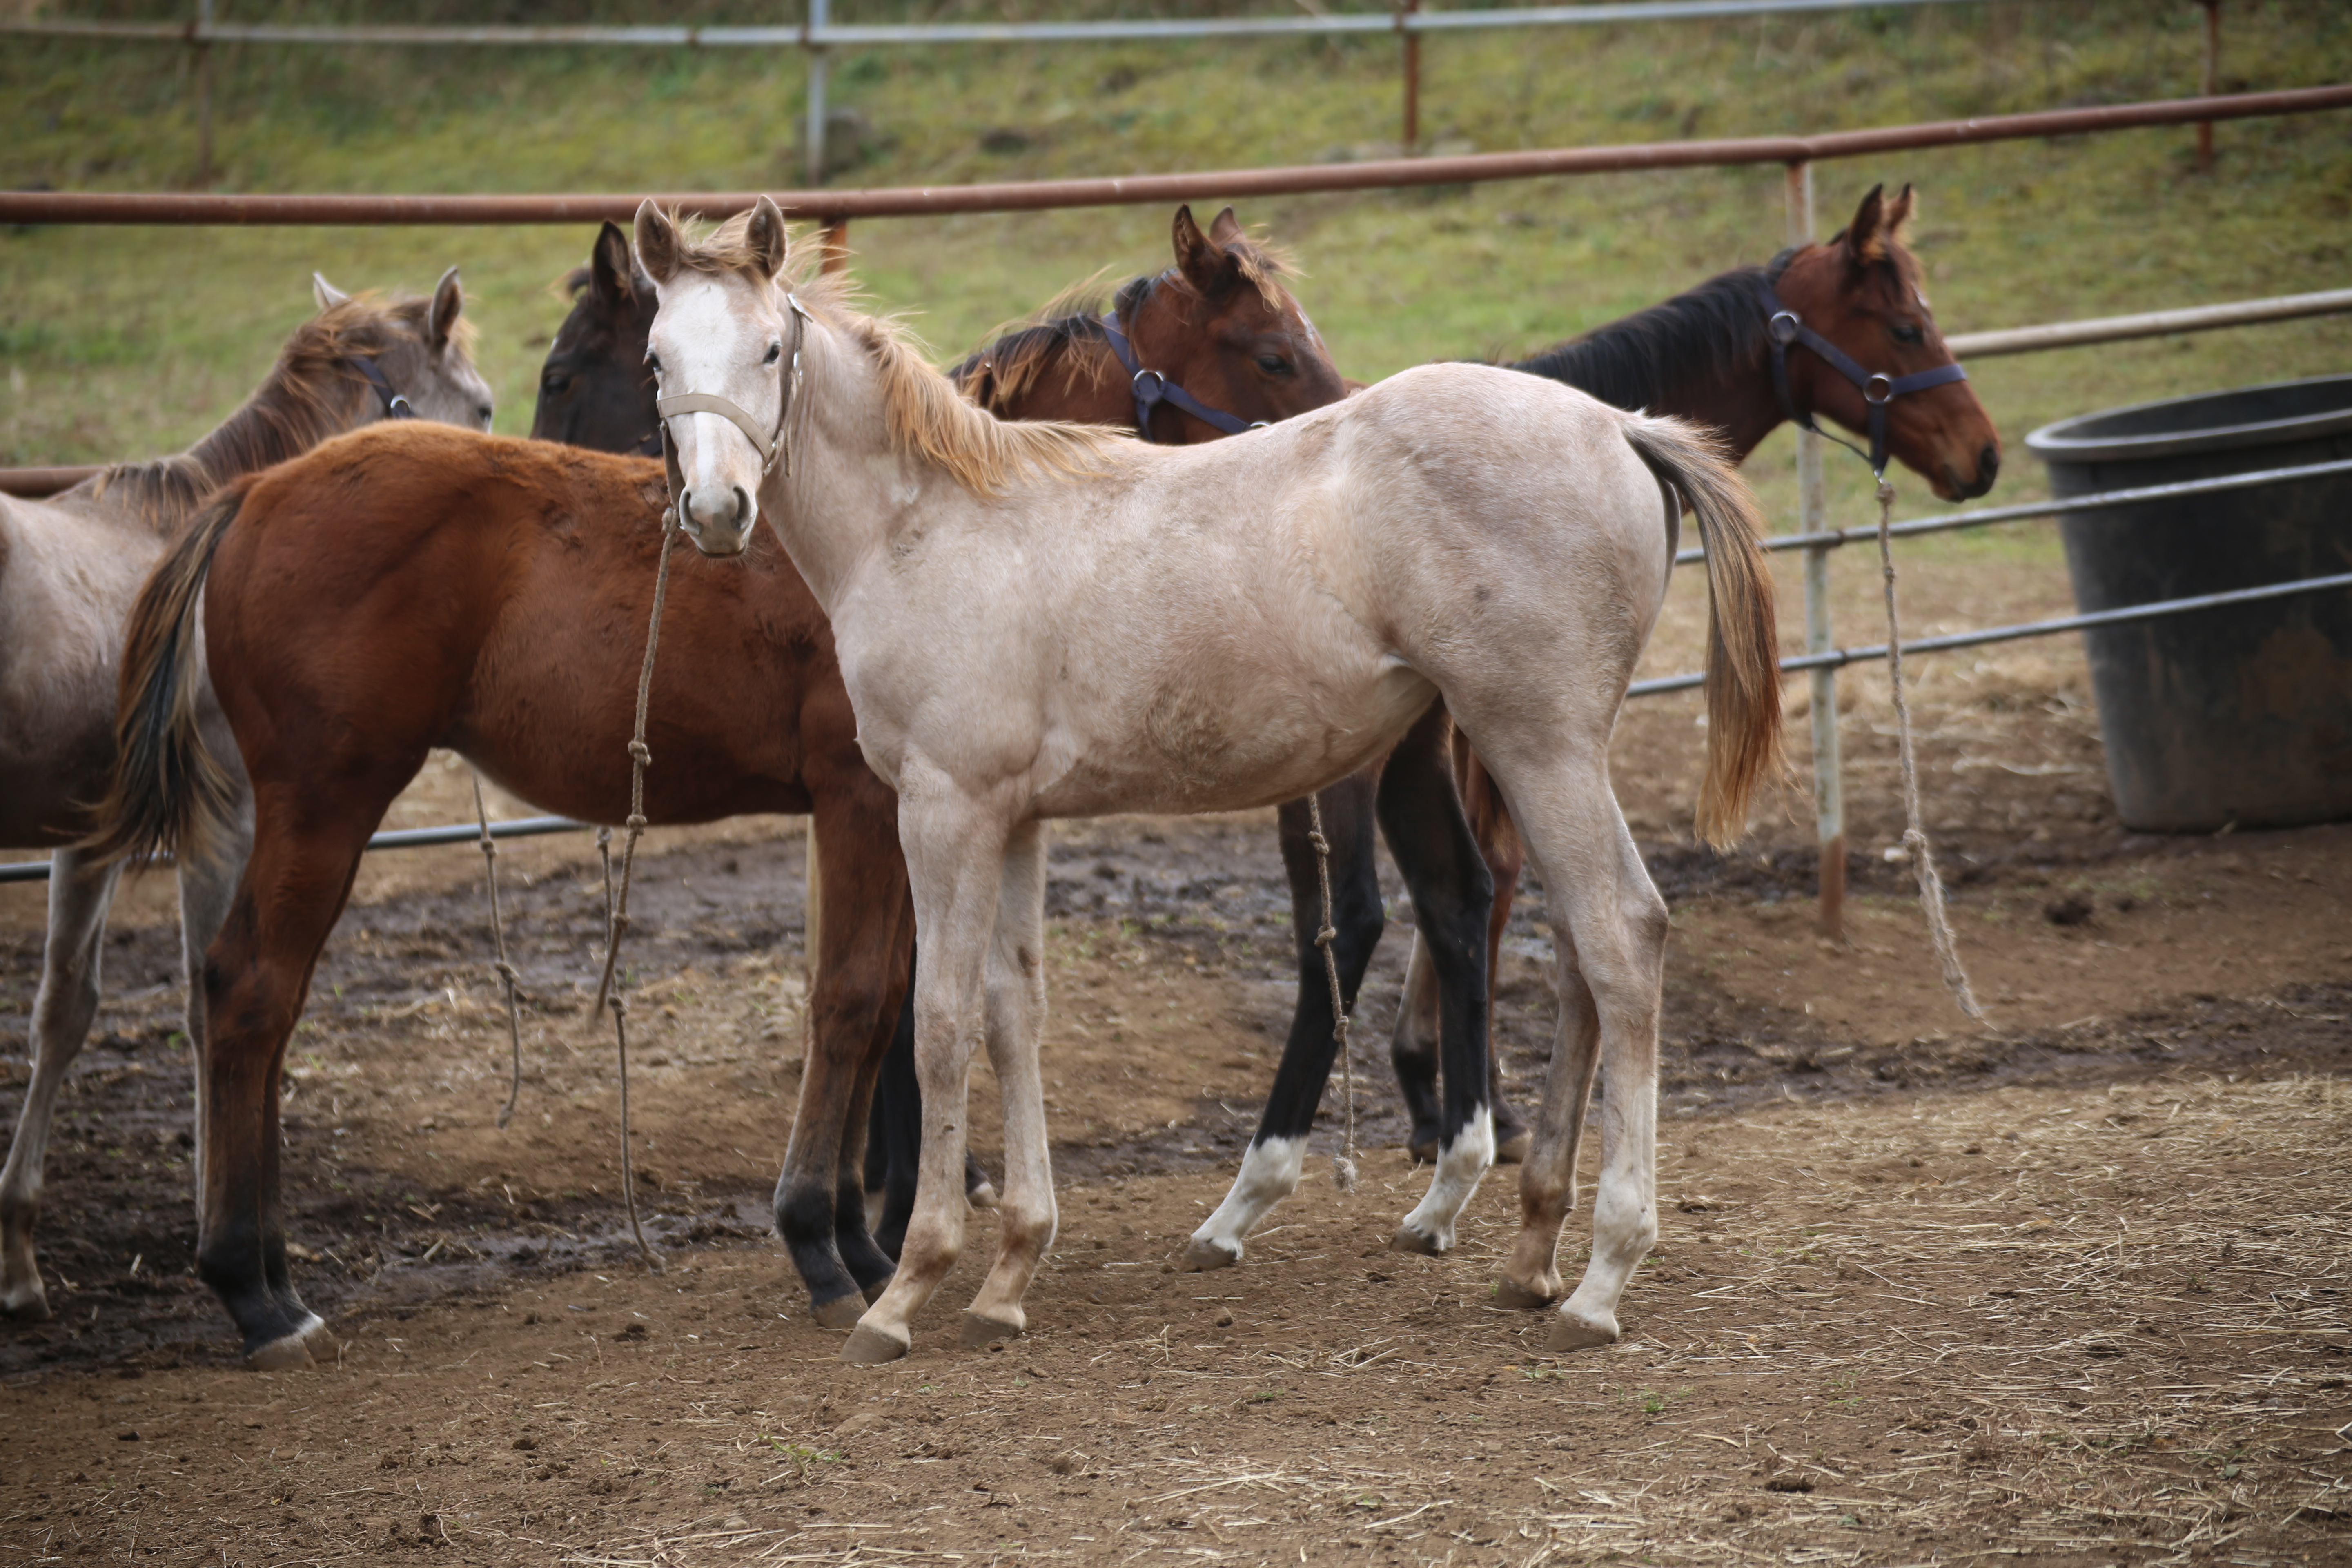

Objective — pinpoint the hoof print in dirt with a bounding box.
[839,1323,909,1364]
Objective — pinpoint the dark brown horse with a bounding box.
[86,207,1347,1365]
[1378,184,2002,1162]
[531,220,662,455]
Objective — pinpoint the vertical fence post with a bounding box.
[1399,0,1421,151]
[803,0,831,188]
[192,0,214,187]
[2197,0,2221,171]
[1785,159,1845,940]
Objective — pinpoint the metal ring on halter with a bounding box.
[1864,373,1896,406]
[1768,310,1801,347]
[1131,368,1167,401]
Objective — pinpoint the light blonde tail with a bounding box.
[1620,414,1785,848]
[83,481,247,870]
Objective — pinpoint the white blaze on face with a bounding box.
[649,271,785,551]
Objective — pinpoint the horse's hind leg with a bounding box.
[1183,769,1381,1271]
[961,819,1054,1347]
[867,963,1001,1258]
[1488,765,1667,1349]
[196,793,385,1368]
[0,851,122,1321]
[1377,704,1497,1256]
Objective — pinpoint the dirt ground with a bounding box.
[4,543,2351,1565]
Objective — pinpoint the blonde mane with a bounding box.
[670,210,1120,496]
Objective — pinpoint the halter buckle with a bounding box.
[1767,310,1802,347]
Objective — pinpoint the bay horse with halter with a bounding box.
[82,211,1345,1365]
[633,198,1782,1360]
[1179,184,2003,1272]
[0,273,490,1325]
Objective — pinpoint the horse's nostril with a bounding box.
[1979,444,2001,483]
[731,486,751,528]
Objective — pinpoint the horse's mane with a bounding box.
[85,292,464,527]
[949,226,1298,414]
[670,210,1118,494]
[1508,254,1793,411]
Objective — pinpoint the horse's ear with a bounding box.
[1842,183,1891,265]
[744,195,791,281]
[635,200,683,286]
[428,267,464,351]
[1172,203,1239,297]
[1883,183,1917,247]
[311,272,350,313]
[1206,205,1245,247]
[590,220,637,314]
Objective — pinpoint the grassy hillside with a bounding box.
[3,0,2348,540]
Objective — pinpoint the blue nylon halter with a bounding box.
[1099,307,1265,442]
[1757,281,1969,478]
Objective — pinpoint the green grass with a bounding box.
[3,0,2349,542]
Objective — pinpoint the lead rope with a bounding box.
[1304,794,1360,1193]
[472,773,528,1130]
[1873,479,1987,1023]
[586,503,684,1274]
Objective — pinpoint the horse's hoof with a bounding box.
[812,1293,868,1332]
[958,1311,1021,1349]
[1547,1308,1620,1353]
[838,1323,909,1364]
[966,1180,999,1213]
[1,1283,52,1323]
[1493,1276,1557,1311]
[1494,1128,1533,1166]
[294,1316,337,1356]
[245,1333,316,1372]
[1180,1236,1239,1272]
[1388,1225,1446,1258]
[1405,1139,1437,1166]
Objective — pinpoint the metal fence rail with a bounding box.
[2,84,2343,228]
[0,815,589,885]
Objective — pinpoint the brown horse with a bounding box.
[85,207,1345,1366]
[1383,183,2001,1157]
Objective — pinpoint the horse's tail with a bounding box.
[1619,413,1784,849]
[84,478,250,871]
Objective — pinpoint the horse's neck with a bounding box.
[771,334,933,611]
[1510,270,1783,461]
[999,334,1126,426]
[96,364,368,535]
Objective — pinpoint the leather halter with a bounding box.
[1100,304,1265,442]
[351,357,416,420]
[1757,281,1969,478]
[654,293,813,483]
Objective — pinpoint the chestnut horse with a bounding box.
[0,274,491,1323]
[84,209,1344,1365]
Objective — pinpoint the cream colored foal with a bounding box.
[635,198,1782,1362]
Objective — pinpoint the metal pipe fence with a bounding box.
[5,0,2074,180]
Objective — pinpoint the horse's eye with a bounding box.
[764,343,783,365]
[1256,353,1291,375]
[541,372,570,395]
[1892,323,1925,346]
[645,352,662,375]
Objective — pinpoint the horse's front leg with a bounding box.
[841,780,1009,1365]
[0,850,122,1321]
[962,820,1054,1345]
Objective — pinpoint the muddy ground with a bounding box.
[4,552,2350,1565]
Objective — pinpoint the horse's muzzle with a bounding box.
[680,483,754,555]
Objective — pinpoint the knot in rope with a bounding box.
[1315,923,1338,949]
[627,740,651,764]
[625,813,647,831]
